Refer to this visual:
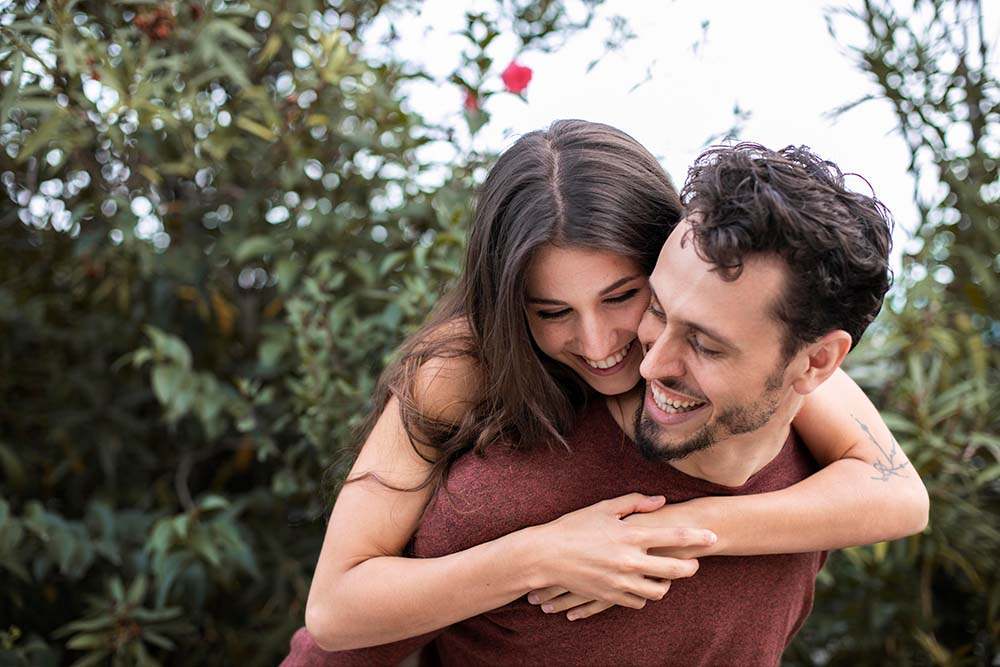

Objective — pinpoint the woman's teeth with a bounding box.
[651,384,706,414]
[585,341,632,369]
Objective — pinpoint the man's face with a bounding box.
[635,219,796,462]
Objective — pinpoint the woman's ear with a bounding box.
[791,330,852,395]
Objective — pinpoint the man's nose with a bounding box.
[639,331,685,380]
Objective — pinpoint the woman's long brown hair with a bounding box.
[338,120,682,499]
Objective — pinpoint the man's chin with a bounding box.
[634,413,715,463]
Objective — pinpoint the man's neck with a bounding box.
[610,388,802,488]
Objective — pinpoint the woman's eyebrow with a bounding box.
[598,274,643,296]
[527,274,643,305]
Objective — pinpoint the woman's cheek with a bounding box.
[625,300,649,332]
[527,319,565,359]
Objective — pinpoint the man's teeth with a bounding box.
[585,342,632,369]
[650,384,706,414]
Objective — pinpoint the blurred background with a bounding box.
[0,1,997,665]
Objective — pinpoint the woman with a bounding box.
[297,120,928,657]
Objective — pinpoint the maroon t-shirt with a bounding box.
[281,400,824,667]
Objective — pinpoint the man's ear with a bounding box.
[791,330,852,395]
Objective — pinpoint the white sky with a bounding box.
[374,0,945,264]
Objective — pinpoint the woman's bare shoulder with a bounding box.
[412,318,482,424]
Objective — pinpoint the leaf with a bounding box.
[256,34,282,65]
[378,250,408,277]
[0,441,26,491]
[8,97,60,113]
[131,607,182,624]
[66,634,106,650]
[208,19,259,49]
[0,50,24,120]
[55,615,114,635]
[109,577,125,602]
[141,629,176,650]
[198,495,229,512]
[144,326,193,369]
[126,575,147,606]
[212,44,253,89]
[234,236,278,263]
[151,365,186,407]
[154,553,188,607]
[15,111,67,163]
[68,649,112,667]
[234,116,276,142]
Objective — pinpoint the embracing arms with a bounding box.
[304,358,712,651]
[529,368,929,618]
[645,367,929,556]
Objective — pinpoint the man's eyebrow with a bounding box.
[686,321,738,350]
[527,274,643,305]
[648,285,738,350]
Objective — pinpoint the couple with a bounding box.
[282,120,928,666]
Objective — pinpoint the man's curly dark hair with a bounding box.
[680,143,893,357]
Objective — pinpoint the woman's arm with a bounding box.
[529,368,929,619]
[643,367,929,557]
[305,357,710,651]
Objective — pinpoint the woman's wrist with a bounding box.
[505,523,554,592]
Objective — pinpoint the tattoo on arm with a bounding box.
[852,415,909,481]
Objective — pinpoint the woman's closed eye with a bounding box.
[604,288,640,305]
[536,289,640,320]
[537,308,572,320]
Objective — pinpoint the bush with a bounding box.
[0,1,611,664]
[1,0,996,665]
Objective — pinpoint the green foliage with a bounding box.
[786,1,1000,665]
[51,575,191,667]
[1,0,996,665]
[0,0,615,664]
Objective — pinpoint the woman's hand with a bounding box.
[526,493,716,617]
[527,498,718,620]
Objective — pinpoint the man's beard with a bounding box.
[633,368,786,463]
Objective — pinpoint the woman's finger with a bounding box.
[633,554,700,581]
[566,600,616,621]
[540,592,591,614]
[624,577,671,602]
[631,525,717,549]
[527,586,568,605]
[599,493,666,518]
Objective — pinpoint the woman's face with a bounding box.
[524,245,649,396]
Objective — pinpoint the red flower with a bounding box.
[133,4,175,41]
[501,61,532,94]
[464,89,479,112]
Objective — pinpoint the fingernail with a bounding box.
[541,604,554,613]
[527,594,539,604]
[707,531,718,544]
[567,613,580,621]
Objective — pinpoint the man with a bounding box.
[284,143,904,666]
